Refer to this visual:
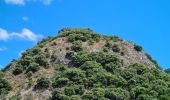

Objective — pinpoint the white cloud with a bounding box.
[5,0,25,5]
[0,28,43,42]
[5,0,53,5]
[22,16,29,21]
[0,28,9,41]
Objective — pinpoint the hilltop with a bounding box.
[0,28,170,100]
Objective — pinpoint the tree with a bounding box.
[35,77,50,89]
[165,68,170,74]
[13,64,24,75]
[112,44,121,52]
[64,68,85,83]
[52,77,69,88]
[105,88,130,100]
[71,41,83,52]
[134,44,143,52]
[26,63,40,73]
[0,78,12,95]
[51,89,69,100]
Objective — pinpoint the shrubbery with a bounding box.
[0,78,12,95]
[71,41,83,52]
[134,44,143,52]
[35,77,50,89]
[26,63,40,73]
[13,64,24,75]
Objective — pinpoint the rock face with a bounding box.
[0,28,167,100]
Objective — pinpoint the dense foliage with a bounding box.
[1,28,170,100]
[0,78,12,95]
[50,48,170,100]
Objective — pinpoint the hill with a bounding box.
[0,28,170,100]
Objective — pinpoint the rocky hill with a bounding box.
[0,28,170,100]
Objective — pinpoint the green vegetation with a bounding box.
[104,42,121,53]
[0,78,12,95]
[59,28,101,44]
[165,68,170,74]
[35,77,50,89]
[1,28,170,99]
[134,44,143,52]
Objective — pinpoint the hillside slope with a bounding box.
[0,28,170,100]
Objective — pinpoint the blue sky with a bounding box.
[0,0,170,69]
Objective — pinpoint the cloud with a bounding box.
[0,28,43,42]
[5,0,53,5]
[22,16,29,21]
[0,28,9,41]
[5,0,25,5]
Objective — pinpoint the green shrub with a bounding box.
[105,88,130,100]
[104,62,122,73]
[165,68,170,74]
[130,86,147,99]
[134,44,143,52]
[52,77,69,88]
[104,42,121,53]
[70,95,81,100]
[0,72,3,78]
[13,64,23,75]
[26,63,40,73]
[35,77,50,89]
[72,85,85,95]
[0,78,12,95]
[82,91,95,100]
[80,61,102,77]
[112,44,121,52]
[129,63,148,75]
[35,54,48,67]
[54,64,67,71]
[92,88,105,99]
[64,87,76,96]
[64,68,85,83]
[71,41,83,52]
[51,89,69,100]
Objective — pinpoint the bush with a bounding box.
[92,88,105,99]
[13,64,23,75]
[134,44,143,52]
[0,72,3,78]
[82,91,95,100]
[52,77,69,88]
[104,62,122,73]
[0,78,12,95]
[35,77,50,89]
[80,61,103,77]
[64,68,85,83]
[165,68,170,74]
[26,63,40,73]
[70,95,81,100]
[71,41,83,52]
[51,89,69,100]
[130,86,147,99]
[72,85,85,95]
[129,63,148,75]
[35,54,48,67]
[105,88,130,100]
[104,42,121,53]
[112,44,121,52]
[80,61,102,71]
[64,87,76,96]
